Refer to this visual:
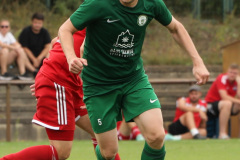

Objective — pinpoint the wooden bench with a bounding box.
[0,78,215,141]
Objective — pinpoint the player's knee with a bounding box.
[101,147,118,160]
[56,147,72,160]
[145,130,165,145]
[58,151,71,160]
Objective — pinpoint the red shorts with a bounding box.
[32,72,87,132]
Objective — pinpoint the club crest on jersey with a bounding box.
[137,15,148,26]
[110,30,135,57]
[114,30,134,48]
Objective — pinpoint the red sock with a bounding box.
[114,153,121,160]
[118,132,130,140]
[91,138,98,149]
[0,145,58,160]
[131,126,141,140]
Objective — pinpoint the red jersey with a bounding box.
[173,97,207,128]
[40,29,86,89]
[205,73,238,103]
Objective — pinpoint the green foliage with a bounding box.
[164,0,192,16]
[1,0,240,65]
[51,0,83,16]
[142,14,240,65]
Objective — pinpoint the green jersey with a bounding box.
[70,0,172,85]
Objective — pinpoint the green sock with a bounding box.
[95,145,105,160]
[141,142,166,160]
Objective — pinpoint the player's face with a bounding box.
[0,21,10,35]
[227,68,239,82]
[189,90,201,103]
[119,0,138,7]
[31,19,43,32]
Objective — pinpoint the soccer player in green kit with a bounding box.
[59,0,210,159]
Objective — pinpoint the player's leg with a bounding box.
[84,89,122,160]
[75,113,121,160]
[0,143,59,160]
[134,109,166,160]
[94,129,119,160]
[47,129,74,160]
[122,76,166,160]
[127,122,144,141]
[118,119,131,140]
[218,100,232,138]
[32,72,76,159]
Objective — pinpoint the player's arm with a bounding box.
[219,89,240,104]
[165,17,209,85]
[177,98,201,113]
[58,18,87,74]
[80,38,85,58]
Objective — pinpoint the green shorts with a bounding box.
[83,74,161,134]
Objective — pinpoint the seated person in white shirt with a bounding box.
[0,19,37,80]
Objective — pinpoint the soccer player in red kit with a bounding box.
[0,29,120,160]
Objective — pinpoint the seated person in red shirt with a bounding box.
[165,85,207,140]
[205,64,240,139]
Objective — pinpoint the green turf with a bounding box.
[0,139,239,159]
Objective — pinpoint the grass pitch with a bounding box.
[0,139,239,160]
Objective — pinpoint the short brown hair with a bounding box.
[31,13,44,21]
[229,63,239,70]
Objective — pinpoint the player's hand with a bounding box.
[80,105,86,109]
[30,84,36,96]
[192,63,210,85]
[199,110,208,121]
[68,57,88,74]
[30,83,37,101]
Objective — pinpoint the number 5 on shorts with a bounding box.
[98,119,102,125]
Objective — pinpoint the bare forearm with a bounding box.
[170,21,203,65]
[38,44,50,60]
[23,47,36,61]
[58,19,78,63]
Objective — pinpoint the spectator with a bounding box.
[19,13,51,69]
[0,19,37,80]
[117,117,144,141]
[205,64,240,139]
[165,85,207,140]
